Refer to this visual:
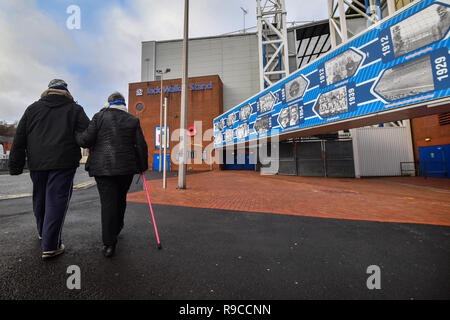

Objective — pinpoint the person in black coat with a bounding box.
[9,79,90,259]
[75,92,148,257]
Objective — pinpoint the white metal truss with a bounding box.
[327,0,391,49]
[329,1,414,147]
[256,0,290,90]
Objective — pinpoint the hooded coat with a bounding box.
[9,91,90,174]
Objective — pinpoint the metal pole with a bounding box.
[386,0,396,16]
[280,0,289,79]
[338,0,348,43]
[163,97,168,189]
[178,0,188,189]
[159,74,163,172]
[328,0,337,49]
[256,1,265,90]
[240,7,247,34]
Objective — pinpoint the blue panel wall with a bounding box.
[419,144,450,177]
[214,0,450,148]
[153,154,171,171]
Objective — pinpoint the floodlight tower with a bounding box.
[256,0,290,90]
[327,0,386,49]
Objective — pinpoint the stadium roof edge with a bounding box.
[141,19,330,44]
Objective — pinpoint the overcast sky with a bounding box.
[0,0,329,122]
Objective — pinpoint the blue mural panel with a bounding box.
[214,0,450,148]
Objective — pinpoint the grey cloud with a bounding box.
[0,0,327,122]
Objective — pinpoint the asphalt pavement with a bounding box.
[0,168,95,200]
[1,172,449,300]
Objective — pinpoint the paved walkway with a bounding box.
[128,171,450,226]
[2,184,450,299]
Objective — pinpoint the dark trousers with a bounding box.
[30,168,76,251]
[94,175,134,246]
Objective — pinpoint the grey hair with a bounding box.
[107,92,125,103]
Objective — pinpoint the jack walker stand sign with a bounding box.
[213,0,450,148]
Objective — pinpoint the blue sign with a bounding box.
[214,0,450,148]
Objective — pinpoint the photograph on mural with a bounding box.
[316,86,348,117]
[285,76,308,102]
[290,104,300,126]
[390,2,450,58]
[235,123,250,139]
[215,118,226,131]
[227,112,237,127]
[214,120,223,132]
[258,92,276,114]
[214,133,223,144]
[225,129,234,142]
[324,49,363,86]
[254,115,271,135]
[278,106,290,128]
[278,105,300,128]
[239,104,252,120]
[374,54,435,101]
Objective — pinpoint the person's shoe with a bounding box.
[42,244,65,259]
[103,245,115,258]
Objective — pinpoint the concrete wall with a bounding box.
[141,41,156,82]
[142,34,260,113]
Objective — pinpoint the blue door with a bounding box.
[224,152,255,170]
[153,154,171,171]
[418,144,449,178]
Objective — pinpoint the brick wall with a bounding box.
[411,114,450,162]
[128,75,223,171]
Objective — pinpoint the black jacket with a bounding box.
[9,94,90,174]
[75,107,148,177]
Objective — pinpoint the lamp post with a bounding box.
[178,0,189,189]
[163,97,168,189]
[155,68,171,172]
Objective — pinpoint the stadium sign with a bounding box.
[142,81,213,96]
[213,0,450,147]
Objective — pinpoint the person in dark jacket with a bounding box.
[75,92,148,257]
[9,79,90,259]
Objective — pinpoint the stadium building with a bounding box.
[128,0,450,178]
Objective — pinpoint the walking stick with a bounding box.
[142,172,162,249]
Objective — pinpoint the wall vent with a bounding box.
[438,113,450,126]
